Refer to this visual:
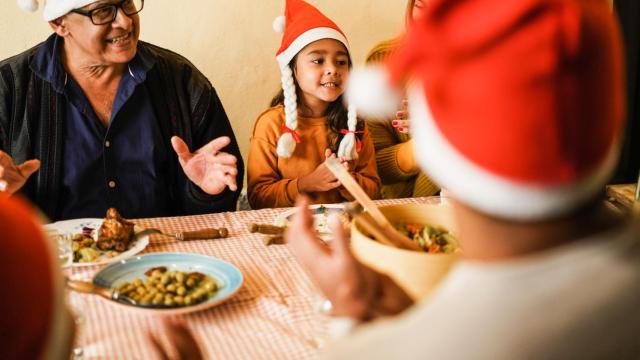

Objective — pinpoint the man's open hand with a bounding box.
[172,136,238,195]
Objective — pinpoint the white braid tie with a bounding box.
[277,65,299,158]
[337,104,358,161]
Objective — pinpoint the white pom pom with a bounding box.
[17,0,38,12]
[337,133,357,161]
[273,16,286,33]
[346,66,401,120]
[276,133,296,158]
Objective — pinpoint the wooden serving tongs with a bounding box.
[324,157,421,251]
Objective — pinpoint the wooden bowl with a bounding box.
[350,203,459,300]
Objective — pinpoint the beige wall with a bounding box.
[0,0,407,168]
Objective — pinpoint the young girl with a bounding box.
[247,0,380,209]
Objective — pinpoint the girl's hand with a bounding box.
[298,162,341,193]
[338,157,351,171]
[391,99,410,134]
[326,149,350,171]
[298,149,341,193]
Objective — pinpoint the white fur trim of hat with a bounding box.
[17,0,97,21]
[409,85,621,221]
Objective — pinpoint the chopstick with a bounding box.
[248,223,286,235]
[263,234,286,246]
[325,157,421,251]
[249,223,329,247]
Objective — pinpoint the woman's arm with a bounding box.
[368,121,419,183]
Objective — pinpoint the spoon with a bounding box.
[65,279,170,308]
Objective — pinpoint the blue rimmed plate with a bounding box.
[93,252,243,315]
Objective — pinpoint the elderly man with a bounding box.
[0,0,243,220]
[287,0,640,358]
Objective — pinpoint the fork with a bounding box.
[66,279,171,308]
[136,227,229,241]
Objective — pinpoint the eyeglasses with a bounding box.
[71,0,144,26]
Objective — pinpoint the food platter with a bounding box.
[93,252,243,315]
[44,218,149,267]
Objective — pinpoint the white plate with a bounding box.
[275,204,348,238]
[44,218,149,267]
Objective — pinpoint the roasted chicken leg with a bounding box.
[97,208,135,252]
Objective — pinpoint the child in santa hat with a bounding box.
[247,0,381,209]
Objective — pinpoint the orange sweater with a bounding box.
[248,105,381,209]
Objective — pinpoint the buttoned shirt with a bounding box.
[32,35,171,219]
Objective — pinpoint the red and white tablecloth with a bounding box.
[68,197,427,359]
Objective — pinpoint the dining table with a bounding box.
[66,197,427,360]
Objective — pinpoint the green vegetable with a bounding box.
[77,247,100,262]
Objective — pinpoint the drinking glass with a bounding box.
[47,231,73,267]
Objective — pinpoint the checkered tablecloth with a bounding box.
[68,198,429,359]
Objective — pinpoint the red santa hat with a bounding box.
[17,0,97,21]
[348,0,625,220]
[0,195,72,359]
[273,0,359,160]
